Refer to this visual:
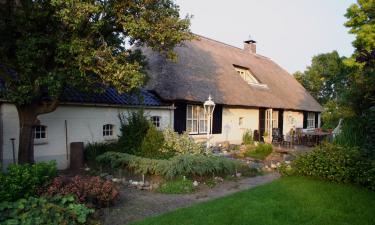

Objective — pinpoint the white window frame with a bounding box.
[272,111,279,128]
[186,105,207,134]
[34,125,47,140]
[307,112,315,129]
[34,125,48,145]
[103,124,114,137]
[151,116,161,128]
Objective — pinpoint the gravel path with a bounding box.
[99,172,280,225]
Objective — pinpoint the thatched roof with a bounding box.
[142,35,324,112]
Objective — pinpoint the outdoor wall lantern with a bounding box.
[203,94,215,150]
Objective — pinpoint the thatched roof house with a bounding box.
[143,35,323,112]
[142,35,323,143]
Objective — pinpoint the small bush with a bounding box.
[40,175,119,208]
[161,127,204,155]
[96,152,240,178]
[0,196,94,225]
[0,161,57,202]
[139,125,168,159]
[85,142,120,163]
[244,143,273,160]
[157,178,196,194]
[118,110,150,154]
[242,129,254,145]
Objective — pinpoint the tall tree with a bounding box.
[344,0,375,115]
[294,51,352,128]
[343,0,375,154]
[294,51,350,105]
[0,0,192,164]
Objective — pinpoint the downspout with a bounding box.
[170,103,175,129]
[65,120,69,167]
[0,103,3,170]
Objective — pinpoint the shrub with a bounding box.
[157,178,196,194]
[0,161,57,202]
[40,175,119,208]
[118,110,150,154]
[0,196,94,225]
[85,142,120,163]
[139,125,168,159]
[293,144,362,183]
[244,143,273,160]
[290,143,375,190]
[96,152,239,178]
[242,129,254,145]
[161,127,204,155]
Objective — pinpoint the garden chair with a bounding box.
[272,128,282,144]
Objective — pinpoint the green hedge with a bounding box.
[0,161,57,202]
[96,152,239,178]
[287,143,375,190]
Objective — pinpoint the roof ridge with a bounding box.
[193,33,270,60]
[193,33,243,51]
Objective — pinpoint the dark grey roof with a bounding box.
[0,80,165,107]
[143,35,324,112]
[60,87,165,106]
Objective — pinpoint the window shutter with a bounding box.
[259,108,265,140]
[278,110,284,135]
[173,102,187,134]
[315,112,319,128]
[212,105,222,134]
[303,111,308,129]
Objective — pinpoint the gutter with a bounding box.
[59,102,176,110]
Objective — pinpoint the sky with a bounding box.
[174,0,356,73]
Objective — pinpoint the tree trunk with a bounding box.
[16,100,58,164]
[17,107,37,164]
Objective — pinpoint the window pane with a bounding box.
[193,106,198,119]
[187,106,192,119]
[199,120,206,133]
[186,119,192,132]
[192,120,198,133]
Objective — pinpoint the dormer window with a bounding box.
[234,66,259,84]
[234,65,268,89]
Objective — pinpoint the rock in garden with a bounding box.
[283,154,296,161]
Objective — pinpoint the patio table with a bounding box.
[302,131,331,146]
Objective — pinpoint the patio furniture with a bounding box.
[271,128,283,144]
[282,129,296,148]
[295,128,303,144]
[302,130,331,146]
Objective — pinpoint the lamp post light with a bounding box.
[203,95,215,151]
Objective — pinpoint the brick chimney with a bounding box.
[244,40,256,54]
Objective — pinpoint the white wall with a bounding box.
[283,110,304,134]
[1,103,173,169]
[191,107,259,145]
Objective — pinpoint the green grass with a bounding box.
[157,178,196,194]
[131,177,375,225]
[244,143,273,160]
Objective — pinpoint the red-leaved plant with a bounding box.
[39,175,119,208]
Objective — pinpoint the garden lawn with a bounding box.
[130,177,375,225]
